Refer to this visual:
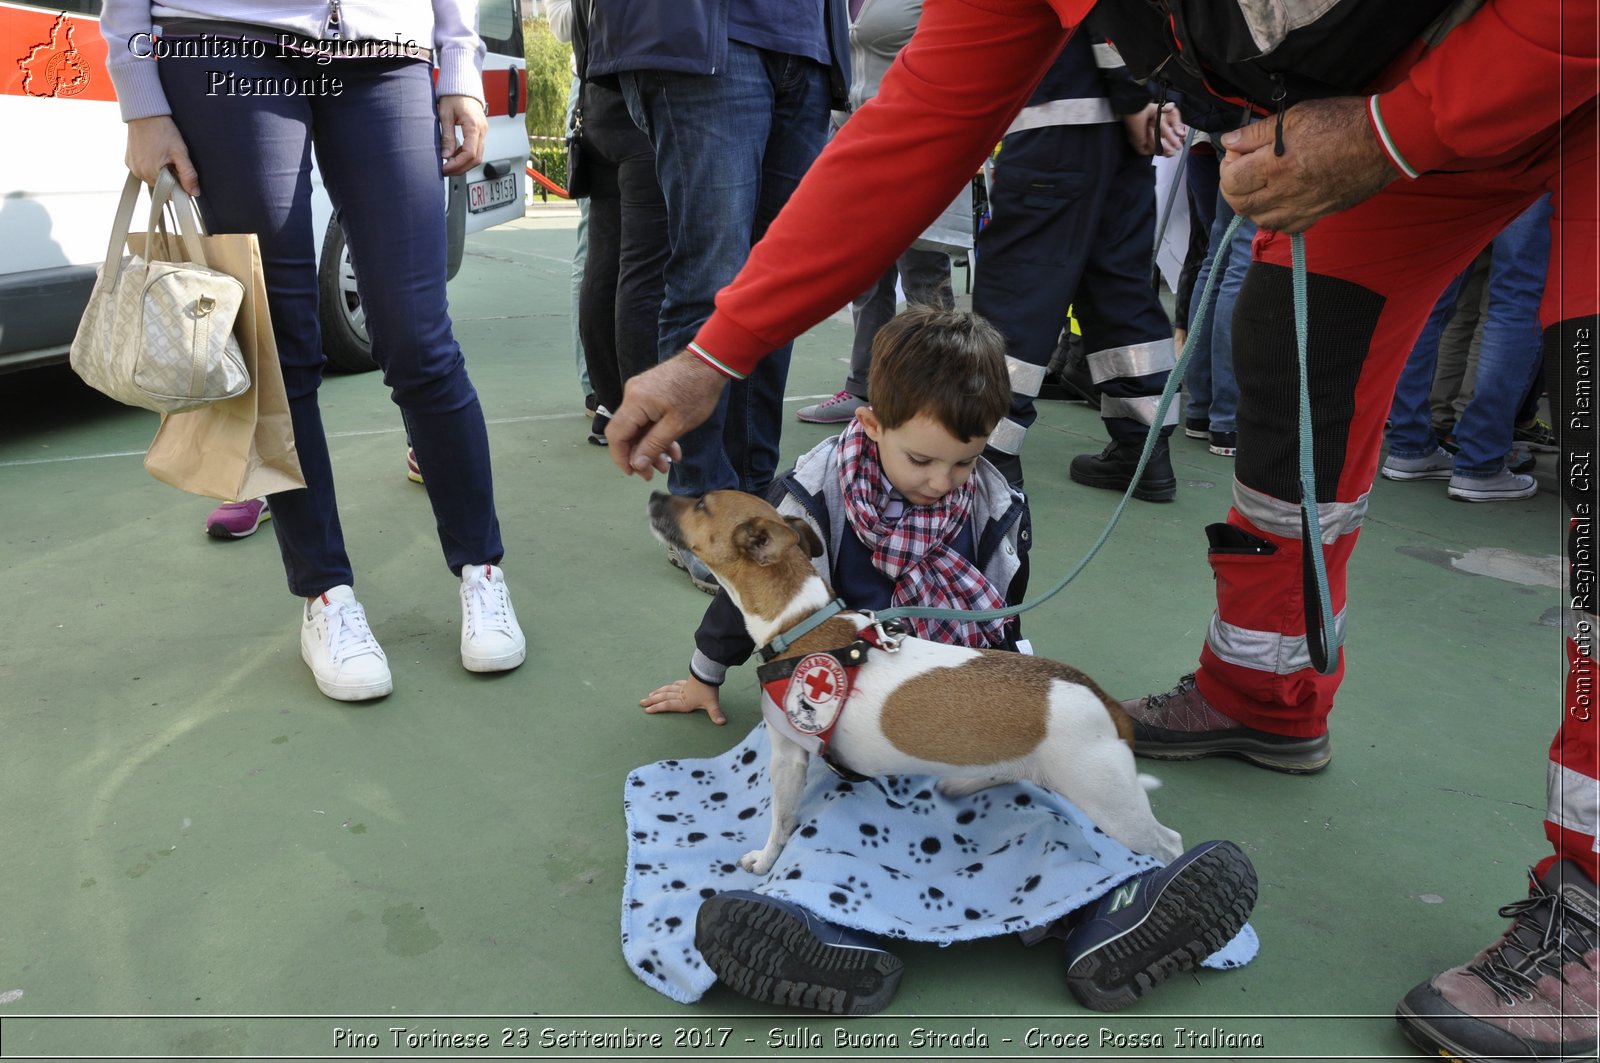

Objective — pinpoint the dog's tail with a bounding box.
[1137,773,1163,793]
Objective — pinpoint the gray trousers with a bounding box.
[843,247,954,399]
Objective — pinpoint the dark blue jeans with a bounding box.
[1184,189,1255,436]
[1387,194,1553,476]
[621,42,830,497]
[160,54,503,597]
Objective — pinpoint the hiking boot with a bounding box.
[1183,416,1210,440]
[1069,438,1177,503]
[1448,467,1539,502]
[1381,447,1454,481]
[1063,840,1259,1012]
[300,586,392,702]
[205,498,270,540]
[1208,430,1237,457]
[1514,417,1558,452]
[459,564,526,672]
[406,448,424,484]
[695,890,904,1015]
[1395,860,1599,1062]
[797,391,867,424]
[667,543,720,595]
[1121,673,1331,774]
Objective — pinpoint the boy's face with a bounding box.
[856,408,989,507]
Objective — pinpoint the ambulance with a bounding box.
[0,0,528,374]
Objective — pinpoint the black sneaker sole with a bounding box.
[694,895,904,1016]
[1132,727,1332,774]
[1066,842,1257,1012]
[1068,469,1177,503]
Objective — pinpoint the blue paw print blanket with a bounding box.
[621,725,1257,1003]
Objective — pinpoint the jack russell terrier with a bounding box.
[648,490,1186,877]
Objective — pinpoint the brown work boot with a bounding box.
[1120,673,1331,774]
[1395,861,1599,1062]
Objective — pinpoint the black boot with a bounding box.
[1039,331,1099,408]
[1069,437,1177,502]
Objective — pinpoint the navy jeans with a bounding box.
[1387,194,1553,476]
[621,42,830,497]
[1184,187,1255,436]
[160,54,503,597]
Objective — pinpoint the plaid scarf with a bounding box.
[837,419,1010,648]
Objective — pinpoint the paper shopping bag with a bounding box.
[137,229,306,501]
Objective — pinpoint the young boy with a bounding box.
[642,305,1028,726]
[642,306,1255,1014]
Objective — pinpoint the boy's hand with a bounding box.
[641,677,727,726]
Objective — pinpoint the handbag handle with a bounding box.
[103,169,213,284]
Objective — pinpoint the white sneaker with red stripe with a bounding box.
[460,564,526,672]
[300,585,392,701]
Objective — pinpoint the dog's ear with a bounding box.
[784,516,823,559]
[733,518,792,566]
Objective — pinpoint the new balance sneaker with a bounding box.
[1396,861,1599,1061]
[1514,416,1558,452]
[1063,840,1259,1012]
[205,498,270,540]
[300,586,392,701]
[695,890,904,1015]
[459,564,526,672]
[797,391,867,424]
[1208,431,1238,457]
[1381,447,1454,481]
[1448,467,1539,502]
[406,448,424,485]
[667,543,720,595]
[1121,673,1331,773]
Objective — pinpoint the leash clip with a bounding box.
[859,611,907,654]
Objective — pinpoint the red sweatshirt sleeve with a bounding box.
[690,0,1089,380]
[1370,0,1598,178]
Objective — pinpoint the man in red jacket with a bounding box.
[608,1,1597,1055]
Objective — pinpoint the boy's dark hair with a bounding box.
[865,305,1011,442]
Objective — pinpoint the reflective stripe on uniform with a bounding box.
[1232,480,1369,544]
[1006,97,1115,136]
[1087,339,1174,384]
[1207,610,1350,675]
[1548,761,1600,846]
[987,417,1028,456]
[1007,355,1047,397]
[1091,42,1124,69]
[1100,395,1179,427]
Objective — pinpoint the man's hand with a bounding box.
[641,676,727,726]
[438,94,487,175]
[1121,102,1187,157]
[606,350,727,479]
[1219,96,1398,233]
[125,115,200,196]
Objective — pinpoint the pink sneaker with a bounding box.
[205,498,270,540]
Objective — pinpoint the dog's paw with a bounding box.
[738,849,776,876]
[937,777,996,799]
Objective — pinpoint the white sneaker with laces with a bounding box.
[300,585,392,701]
[460,564,526,672]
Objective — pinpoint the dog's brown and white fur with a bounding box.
[649,490,1184,876]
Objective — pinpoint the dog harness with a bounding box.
[755,610,905,770]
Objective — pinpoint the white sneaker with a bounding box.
[300,586,392,701]
[1447,467,1539,502]
[460,564,526,672]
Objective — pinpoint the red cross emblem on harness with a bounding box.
[780,652,849,735]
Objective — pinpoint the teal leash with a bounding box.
[874,220,1341,677]
[1291,233,1339,675]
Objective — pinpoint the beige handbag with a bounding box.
[70,169,249,414]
